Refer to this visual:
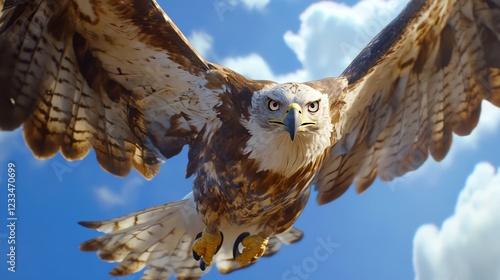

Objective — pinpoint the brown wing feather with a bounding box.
[0,0,264,178]
[315,0,500,204]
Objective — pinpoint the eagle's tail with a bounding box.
[79,192,303,279]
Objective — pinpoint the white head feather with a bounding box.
[243,83,333,177]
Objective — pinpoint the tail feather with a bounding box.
[80,193,304,279]
[264,226,304,256]
[80,194,206,279]
[79,200,192,233]
[275,226,304,245]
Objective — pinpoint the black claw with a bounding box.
[193,231,224,270]
[233,232,250,260]
[215,232,224,255]
[195,232,203,239]
[199,260,206,271]
[192,232,203,261]
[193,251,201,261]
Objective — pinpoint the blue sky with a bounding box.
[2,1,500,280]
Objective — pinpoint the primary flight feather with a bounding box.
[0,0,499,279]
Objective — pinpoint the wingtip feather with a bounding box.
[78,221,102,229]
[79,238,102,252]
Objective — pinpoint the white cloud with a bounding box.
[94,177,144,208]
[188,31,213,58]
[413,162,500,280]
[221,53,275,79]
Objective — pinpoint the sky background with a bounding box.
[1,0,500,279]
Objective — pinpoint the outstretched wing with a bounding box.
[0,0,265,178]
[315,0,500,204]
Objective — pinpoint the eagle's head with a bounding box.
[243,82,333,176]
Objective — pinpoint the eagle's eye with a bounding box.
[268,99,280,111]
[308,101,319,112]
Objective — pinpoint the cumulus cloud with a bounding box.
[413,162,500,280]
[284,0,406,79]
[94,177,144,208]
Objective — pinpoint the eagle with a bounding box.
[1,0,499,279]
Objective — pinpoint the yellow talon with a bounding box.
[235,234,269,266]
[192,229,223,266]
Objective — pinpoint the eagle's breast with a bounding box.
[190,89,333,232]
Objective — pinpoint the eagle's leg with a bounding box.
[233,232,270,266]
[192,227,224,270]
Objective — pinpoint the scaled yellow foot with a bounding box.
[192,228,223,266]
[235,234,269,266]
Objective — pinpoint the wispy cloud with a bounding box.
[94,176,144,209]
[240,0,270,11]
[188,30,214,58]
[413,162,500,280]
[213,0,270,21]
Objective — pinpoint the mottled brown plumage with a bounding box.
[1,0,500,279]
[314,0,500,204]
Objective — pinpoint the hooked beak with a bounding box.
[283,105,302,141]
[268,103,317,141]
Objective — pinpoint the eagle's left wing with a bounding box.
[314,0,500,204]
[0,0,268,179]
